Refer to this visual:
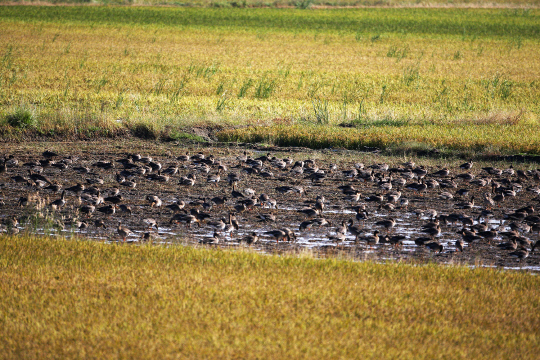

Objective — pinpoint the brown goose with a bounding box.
[117,222,132,242]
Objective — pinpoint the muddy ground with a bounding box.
[1,139,539,271]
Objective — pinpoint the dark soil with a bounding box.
[1,140,539,271]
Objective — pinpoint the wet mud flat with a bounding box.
[1,140,539,271]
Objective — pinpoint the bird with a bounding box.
[346,219,362,242]
[79,205,95,217]
[375,218,396,233]
[455,239,464,252]
[98,204,115,217]
[509,248,529,261]
[49,191,66,209]
[117,222,132,242]
[425,241,444,253]
[200,231,222,245]
[170,213,200,228]
[146,195,162,208]
[362,230,380,247]
[264,229,290,243]
[241,232,259,246]
[328,232,346,246]
[454,196,475,210]
[166,200,185,213]
[143,218,159,231]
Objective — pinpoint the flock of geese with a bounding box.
[1,149,539,265]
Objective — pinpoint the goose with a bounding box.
[49,191,66,209]
[179,175,195,186]
[117,222,132,242]
[386,191,401,203]
[241,232,259,246]
[338,184,357,195]
[459,161,473,170]
[315,198,325,213]
[207,172,221,186]
[422,225,441,238]
[177,152,190,162]
[143,218,159,231]
[98,204,115,217]
[119,204,132,215]
[355,208,369,223]
[146,195,162,208]
[257,213,276,223]
[497,238,518,251]
[476,229,498,243]
[346,219,362,242]
[120,180,137,188]
[384,234,406,248]
[414,237,434,247]
[432,168,450,177]
[439,191,454,200]
[454,196,475,210]
[94,219,107,229]
[79,205,95,217]
[425,241,444,253]
[166,200,185,213]
[264,229,291,243]
[65,183,85,194]
[456,188,470,197]
[336,220,347,235]
[140,232,155,242]
[459,229,482,247]
[298,208,319,218]
[227,173,241,187]
[299,220,316,232]
[483,193,495,209]
[328,232,346,246]
[200,231,222,245]
[456,173,475,182]
[362,230,380,247]
[375,218,396,233]
[455,239,464,252]
[509,247,529,261]
[170,213,200,228]
[162,164,179,176]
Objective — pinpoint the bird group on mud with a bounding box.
[1,149,539,265]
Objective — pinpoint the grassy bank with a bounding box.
[0,6,539,152]
[217,120,540,154]
[0,235,539,359]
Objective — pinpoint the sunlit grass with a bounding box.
[0,6,539,150]
[0,234,539,359]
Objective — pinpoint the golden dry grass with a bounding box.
[0,234,539,359]
[1,7,539,131]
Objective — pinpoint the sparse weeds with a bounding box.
[312,98,330,124]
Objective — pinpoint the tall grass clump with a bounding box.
[5,107,38,129]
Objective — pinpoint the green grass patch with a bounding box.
[4,107,38,129]
[1,6,539,39]
[0,234,539,359]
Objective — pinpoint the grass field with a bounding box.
[0,6,539,154]
[2,0,540,8]
[0,234,539,359]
